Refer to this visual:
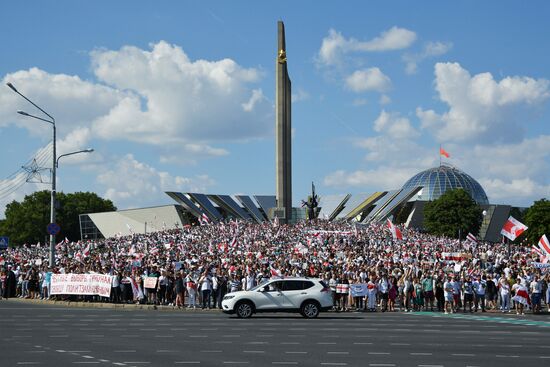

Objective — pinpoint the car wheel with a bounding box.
[301,301,320,318]
[235,301,253,318]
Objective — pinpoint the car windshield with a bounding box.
[249,279,270,291]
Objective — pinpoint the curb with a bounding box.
[2,297,223,313]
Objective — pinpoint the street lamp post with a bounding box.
[7,82,93,267]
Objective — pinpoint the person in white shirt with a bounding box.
[499,277,510,312]
[473,275,486,312]
[530,275,542,314]
[443,275,454,314]
[377,274,389,312]
[199,271,212,309]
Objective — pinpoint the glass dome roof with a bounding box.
[402,164,489,205]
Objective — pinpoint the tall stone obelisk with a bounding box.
[275,21,292,224]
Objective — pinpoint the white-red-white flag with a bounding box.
[270,264,282,277]
[532,245,544,257]
[387,219,403,241]
[538,234,550,256]
[500,216,528,241]
[466,232,478,244]
[199,213,210,226]
[229,236,238,248]
[82,244,91,258]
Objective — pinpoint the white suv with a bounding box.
[221,277,333,318]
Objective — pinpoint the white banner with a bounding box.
[51,273,111,297]
[350,284,368,297]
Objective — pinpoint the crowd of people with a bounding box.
[1,219,549,315]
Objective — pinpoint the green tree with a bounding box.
[0,190,116,246]
[523,198,550,245]
[424,189,483,239]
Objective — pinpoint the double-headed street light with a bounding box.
[7,82,93,266]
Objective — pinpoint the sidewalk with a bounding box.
[1,297,222,312]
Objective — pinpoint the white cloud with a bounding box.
[379,94,391,105]
[292,88,310,103]
[373,110,419,139]
[1,41,273,179]
[345,68,391,93]
[403,41,452,74]
[324,167,417,189]
[478,178,550,205]
[1,68,124,136]
[90,41,272,144]
[417,62,550,143]
[96,154,214,208]
[318,27,417,66]
[241,89,266,112]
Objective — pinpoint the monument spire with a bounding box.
[275,20,292,224]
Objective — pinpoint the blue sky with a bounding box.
[1,0,549,217]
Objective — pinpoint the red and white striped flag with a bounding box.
[229,236,238,249]
[537,234,550,256]
[466,232,478,244]
[199,213,210,226]
[82,243,91,258]
[270,264,282,277]
[387,219,403,241]
[532,245,544,257]
[500,216,528,241]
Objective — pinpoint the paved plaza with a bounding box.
[2,301,550,367]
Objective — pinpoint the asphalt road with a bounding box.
[1,300,550,367]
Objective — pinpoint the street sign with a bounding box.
[47,223,61,236]
[0,236,8,249]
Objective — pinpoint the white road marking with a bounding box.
[410,353,432,356]
[320,363,347,366]
[280,342,300,345]
[452,353,475,356]
[285,351,307,354]
[25,351,45,353]
[272,363,298,365]
[243,351,265,353]
[82,356,94,359]
[114,350,137,353]
[495,355,519,358]
[318,342,337,345]
[390,343,410,346]
[72,363,99,365]
[222,362,249,365]
[327,352,349,354]
[368,352,390,355]
[418,365,444,367]
[174,363,201,365]
[157,350,178,353]
[353,342,373,345]
[17,363,41,365]
[369,365,396,367]
[122,363,150,365]
[200,350,222,353]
